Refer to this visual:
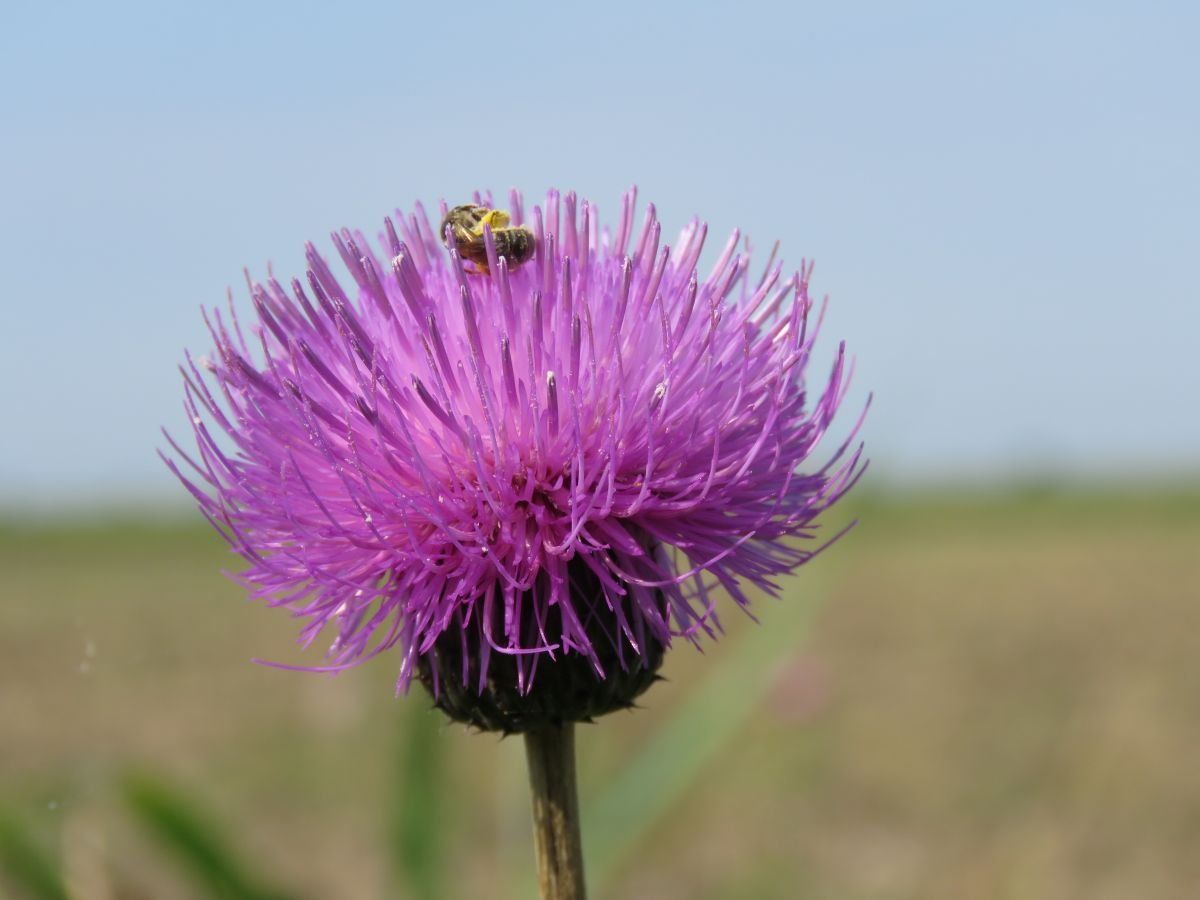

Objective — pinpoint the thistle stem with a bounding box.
[524,724,587,900]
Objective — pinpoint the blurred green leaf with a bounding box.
[0,810,69,900]
[390,704,446,899]
[584,574,831,889]
[123,774,299,900]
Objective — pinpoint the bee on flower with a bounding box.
[164,187,866,733]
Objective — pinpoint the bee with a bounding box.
[440,204,536,274]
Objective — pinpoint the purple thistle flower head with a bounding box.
[164,187,866,732]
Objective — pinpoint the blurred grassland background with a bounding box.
[3,487,1199,899]
[4,1,1200,897]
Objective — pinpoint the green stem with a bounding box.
[523,724,587,900]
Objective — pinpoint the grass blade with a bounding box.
[123,774,298,900]
[584,574,831,889]
[390,705,446,899]
[0,811,69,900]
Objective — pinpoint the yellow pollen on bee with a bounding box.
[474,209,511,233]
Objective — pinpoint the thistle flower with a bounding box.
[164,187,865,733]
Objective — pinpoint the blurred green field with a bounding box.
[2,488,1199,899]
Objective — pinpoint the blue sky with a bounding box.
[1,1,1197,509]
